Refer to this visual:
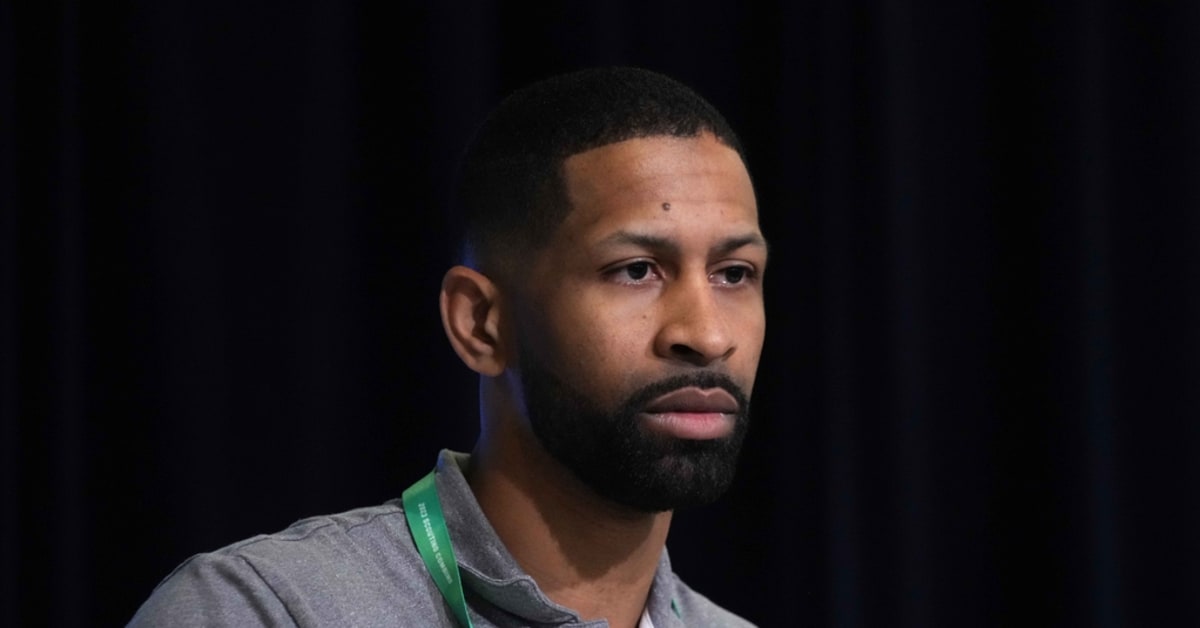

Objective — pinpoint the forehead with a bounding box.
[556,133,758,240]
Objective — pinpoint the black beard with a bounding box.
[518,352,751,513]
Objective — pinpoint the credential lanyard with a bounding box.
[402,471,474,628]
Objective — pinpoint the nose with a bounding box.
[653,275,736,366]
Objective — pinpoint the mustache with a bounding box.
[620,371,751,416]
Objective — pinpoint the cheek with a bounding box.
[541,295,657,394]
[725,296,767,387]
[741,320,766,389]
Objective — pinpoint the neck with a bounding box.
[467,383,672,628]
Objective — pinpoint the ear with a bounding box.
[440,265,510,377]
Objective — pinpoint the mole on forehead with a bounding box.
[661,202,671,211]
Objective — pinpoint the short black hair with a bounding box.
[456,67,746,276]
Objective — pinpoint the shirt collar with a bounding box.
[431,450,683,626]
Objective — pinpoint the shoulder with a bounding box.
[218,501,412,570]
[130,502,450,627]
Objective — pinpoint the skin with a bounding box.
[440,132,766,628]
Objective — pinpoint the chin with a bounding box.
[518,348,752,513]
[578,434,746,513]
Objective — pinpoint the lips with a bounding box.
[643,387,740,414]
[639,387,739,440]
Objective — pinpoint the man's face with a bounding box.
[512,132,767,513]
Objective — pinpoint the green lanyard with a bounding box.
[402,471,474,627]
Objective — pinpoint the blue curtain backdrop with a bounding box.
[3,1,1198,626]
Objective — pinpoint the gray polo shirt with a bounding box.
[130,450,754,627]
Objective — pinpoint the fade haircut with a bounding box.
[456,66,746,277]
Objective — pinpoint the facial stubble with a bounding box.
[518,351,751,513]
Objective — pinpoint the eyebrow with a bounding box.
[596,230,770,259]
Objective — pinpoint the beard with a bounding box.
[518,351,751,513]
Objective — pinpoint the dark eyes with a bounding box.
[607,261,756,285]
[625,261,653,281]
[719,266,749,284]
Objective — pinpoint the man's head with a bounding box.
[456,66,747,277]
[441,68,767,513]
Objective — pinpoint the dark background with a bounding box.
[4,1,1199,626]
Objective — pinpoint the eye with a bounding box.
[604,260,662,285]
[625,262,651,281]
[712,265,756,285]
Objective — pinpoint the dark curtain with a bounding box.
[4,1,1198,626]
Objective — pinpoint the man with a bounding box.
[131,67,766,627]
